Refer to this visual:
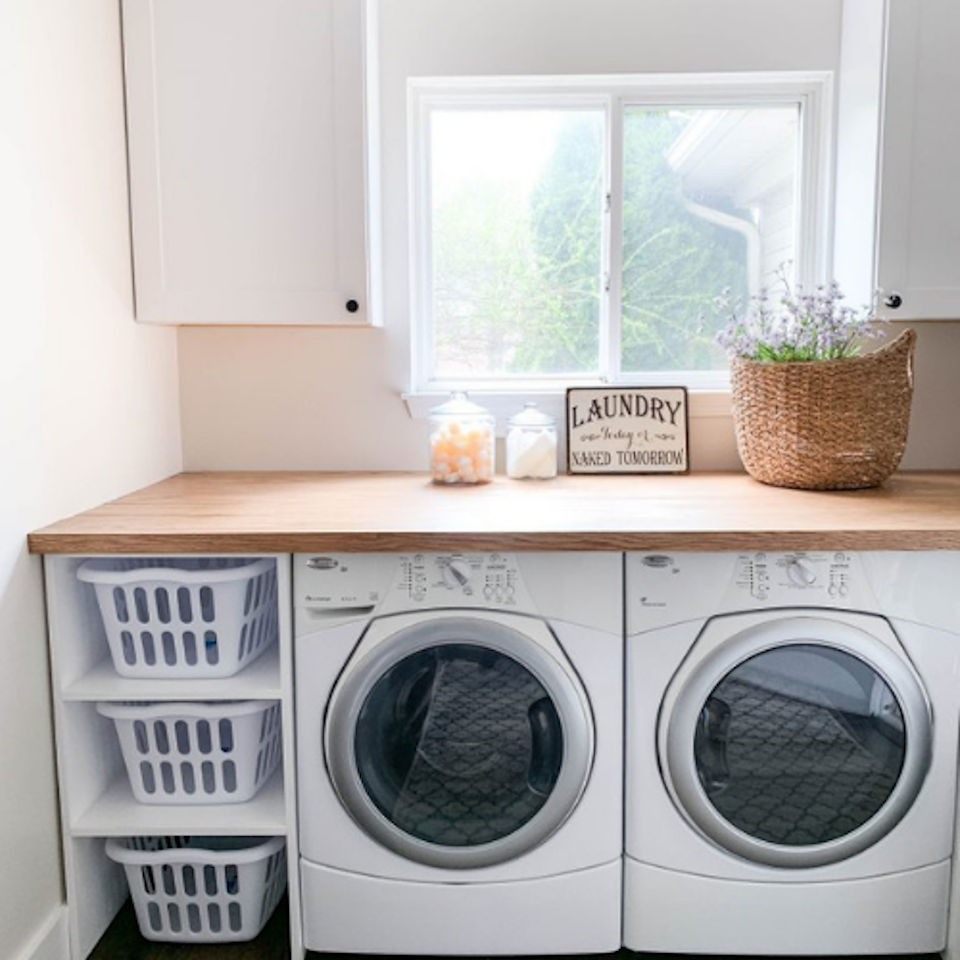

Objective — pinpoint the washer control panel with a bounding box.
[297,552,532,613]
[735,551,856,602]
[398,552,524,606]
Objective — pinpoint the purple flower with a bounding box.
[714,263,883,362]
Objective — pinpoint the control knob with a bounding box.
[786,558,817,587]
[441,558,472,590]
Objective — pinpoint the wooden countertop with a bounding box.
[25,471,960,554]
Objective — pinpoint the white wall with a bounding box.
[179,0,845,472]
[0,3,182,958]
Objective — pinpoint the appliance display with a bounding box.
[624,551,960,955]
[294,552,622,954]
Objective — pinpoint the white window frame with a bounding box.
[405,71,834,417]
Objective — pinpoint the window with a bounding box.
[410,73,831,393]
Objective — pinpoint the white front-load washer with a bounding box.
[295,552,622,954]
[625,550,960,955]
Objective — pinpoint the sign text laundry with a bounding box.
[569,392,684,428]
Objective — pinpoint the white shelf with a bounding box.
[71,768,286,837]
[47,553,302,959]
[61,645,282,701]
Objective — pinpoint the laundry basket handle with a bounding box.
[77,557,274,586]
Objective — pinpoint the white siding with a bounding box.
[757,181,797,288]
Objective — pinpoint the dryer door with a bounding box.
[663,616,931,868]
[325,616,593,869]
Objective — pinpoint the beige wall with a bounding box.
[0,3,182,958]
[896,322,960,470]
[180,0,846,472]
[178,320,960,472]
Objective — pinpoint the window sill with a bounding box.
[402,388,732,433]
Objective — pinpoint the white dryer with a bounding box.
[625,551,960,956]
[294,552,622,955]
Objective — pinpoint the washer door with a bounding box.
[325,616,593,869]
[663,617,931,868]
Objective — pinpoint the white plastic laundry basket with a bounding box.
[77,558,278,678]
[97,701,282,804]
[105,836,286,942]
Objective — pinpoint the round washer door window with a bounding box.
[326,617,593,869]
[664,619,931,868]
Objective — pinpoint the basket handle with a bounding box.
[78,557,274,586]
[96,700,277,721]
[878,326,916,357]
[869,327,916,389]
[105,835,285,866]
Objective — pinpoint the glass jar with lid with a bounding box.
[428,392,495,484]
[506,403,557,479]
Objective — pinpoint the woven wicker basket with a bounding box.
[730,328,916,490]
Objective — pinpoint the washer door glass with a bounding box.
[694,643,905,846]
[326,616,594,869]
[355,642,563,847]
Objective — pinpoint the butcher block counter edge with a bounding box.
[27,471,960,554]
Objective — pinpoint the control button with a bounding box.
[838,584,849,598]
[483,586,493,599]
[787,559,817,587]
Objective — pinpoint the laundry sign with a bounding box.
[566,387,689,474]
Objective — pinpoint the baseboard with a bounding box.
[12,907,69,960]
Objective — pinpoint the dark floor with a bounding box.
[88,900,942,960]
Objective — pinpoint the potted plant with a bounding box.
[715,270,915,490]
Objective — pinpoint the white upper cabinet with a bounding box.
[122,0,376,325]
[875,0,960,319]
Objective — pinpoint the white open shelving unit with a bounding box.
[44,554,303,960]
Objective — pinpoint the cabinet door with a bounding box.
[123,0,372,325]
[876,0,960,319]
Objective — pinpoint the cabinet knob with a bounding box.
[884,292,903,309]
[345,299,360,313]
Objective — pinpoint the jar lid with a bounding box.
[508,402,555,428]
[429,391,492,419]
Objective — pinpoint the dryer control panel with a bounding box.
[627,550,874,633]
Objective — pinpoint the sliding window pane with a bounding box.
[621,105,800,373]
[430,109,605,378]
